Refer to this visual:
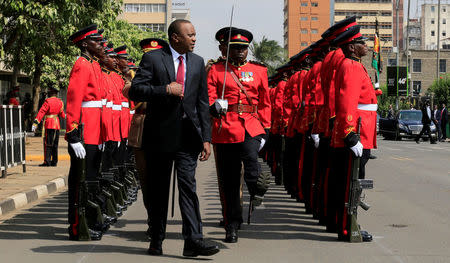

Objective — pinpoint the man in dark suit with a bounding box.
[129,19,219,257]
[441,103,448,141]
[416,100,436,144]
[433,105,442,141]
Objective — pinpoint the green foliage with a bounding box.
[427,74,450,105]
[377,84,413,117]
[249,36,287,76]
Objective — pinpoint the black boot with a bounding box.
[183,239,220,257]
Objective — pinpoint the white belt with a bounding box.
[130,110,135,114]
[112,104,122,111]
[357,104,378,111]
[106,101,113,108]
[81,101,102,108]
[101,99,107,106]
[121,102,129,108]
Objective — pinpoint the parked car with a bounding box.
[379,110,437,140]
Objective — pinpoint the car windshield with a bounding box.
[399,111,422,121]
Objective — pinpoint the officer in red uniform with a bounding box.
[207,28,271,243]
[66,24,105,241]
[8,86,20,105]
[32,86,65,166]
[331,26,376,242]
[317,17,358,228]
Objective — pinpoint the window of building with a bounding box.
[134,23,166,32]
[440,59,446,72]
[431,19,435,24]
[431,30,435,36]
[443,19,447,24]
[124,4,166,13]
[412,81,421,94]
[311,17,318,21]
[301,29,308,34]
[412,59,422,73]
[443,7,447,12]
[301,17,308,21]
[311,29,318,34]
[443,31,447,37]
[388,58,397,66]
[311,2,318,7]
[301,42,308,47]
[431,6,435,12]
[301,2,308,6]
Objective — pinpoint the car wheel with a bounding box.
[395,129,402,141]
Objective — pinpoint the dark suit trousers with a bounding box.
[145,148,203,242]
[43,129,59,165]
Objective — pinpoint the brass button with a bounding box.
[239,100,242,103]
[238,68,241,70]
[239,112,243,115]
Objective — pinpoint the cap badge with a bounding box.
[151,41,158,47]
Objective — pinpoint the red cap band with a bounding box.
[231,34,249,42]
[72,30,97,43]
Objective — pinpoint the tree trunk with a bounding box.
[32,54,43,117]
[11,40,23,87]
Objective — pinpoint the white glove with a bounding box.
[117,141,121,147]
[259,138,266,152]
[214,99,228,115]
[311,134,320,148]
[98,143,104,151]
[350,141,363,157]
[70,142,86,159]
[31,124,37,132]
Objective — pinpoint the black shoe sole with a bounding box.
[147,249,163,256]
[183,247,220,257]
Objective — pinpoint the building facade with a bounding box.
[405,19,422,50]
[334,0,395,51]
[120,0,172,33]
[421,3,450,50]
[171,0,190,21]
[284,0,331,57]
[361,50,450,95]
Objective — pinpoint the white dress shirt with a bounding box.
[169,44,187,85]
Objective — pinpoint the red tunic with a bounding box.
[35,97,65,130]
[289,70,308,134]
[101,69,114,142]
[270,80,287,135]
[283,72,300,134]
[110,71,124,142]
[65,55,103,145]
[309,62,324,134]
[208,61,271,144]
[8,97,20,106]
[332,58,378,149]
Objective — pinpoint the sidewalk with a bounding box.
[0,136,69,217]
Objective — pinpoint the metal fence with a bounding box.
[0,105,26,178]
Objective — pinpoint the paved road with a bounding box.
[0,137,449,263]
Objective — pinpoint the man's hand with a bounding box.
[350,141,363,157]
[31,124,38,132]
[199,142,211,161]
[166,82,184,98]
[122,81,131,99]
[311,134,320,148]
[70,142,86,159]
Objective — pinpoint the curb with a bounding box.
[0,176,68,217]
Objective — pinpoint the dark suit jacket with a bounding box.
[441,107,448,125]
[421,105,433,125]
[129,47,211,153]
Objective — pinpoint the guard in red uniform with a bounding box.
[32,86,65,166]
[317,17,358,228]
[8,86,20,105]
[207,28,271,243]
[331,26,375,242]
[66,24,105,241]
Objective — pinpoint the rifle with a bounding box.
[346,117,374,242]
[75,124,91,240]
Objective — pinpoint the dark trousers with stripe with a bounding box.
[215,132,262,228]
[43,129,59,165]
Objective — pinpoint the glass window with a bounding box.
[311,17,318,21]
[159,4,166,12]
[311,2,318,7]
[301,42,308,46]
[443,19,446,24]
[443,31,447,37]
[440,59,446,72]
[431,6,435,12]
[301,2,308,6]
[431,30,435,36]
[388,58,397,66]
[311,29,318,34]
[412,81,421,94]
[431,19,435,24]
[301,29,308,34]
[301,17,308,21]
[412,59,422,73]
[443,7,447,12]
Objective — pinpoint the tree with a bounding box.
[427,75,450,105]
[249,36,287,76]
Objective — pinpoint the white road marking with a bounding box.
[374,238,406,263]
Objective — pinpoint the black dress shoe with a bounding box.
[183,239,220,257]
[224,227,238,243]
[89,229,103,240]
[147,240,163,256]
[415,139,420,144]
[92,222,110,233]
[38,163,49,167]
[219,219,225,227]
[103,214,117,224]
[50,163,57,166]
[360,230,373,242]
[369,154,377,159]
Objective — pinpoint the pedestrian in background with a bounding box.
[433,104,442,141]
[441,103,448,141]
[416,100,436,144]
